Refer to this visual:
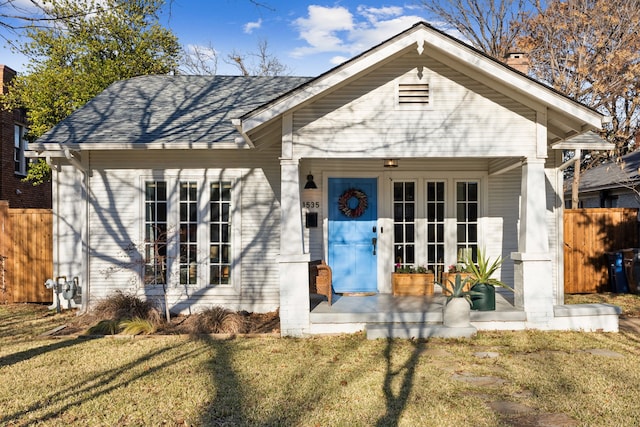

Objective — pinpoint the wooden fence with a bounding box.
[564,208,638,294]
[0,201,53,303]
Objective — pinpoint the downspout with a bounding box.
[64,148,90,314]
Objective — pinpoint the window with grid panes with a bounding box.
[210,181,232,285]
[426,181,445,276]
[393,181,416,269]
[144,181,167,285]
[179,182,198,285]
[456,181,479,262]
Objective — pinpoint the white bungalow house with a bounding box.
[31,22,619,336]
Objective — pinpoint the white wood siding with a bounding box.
[52,162,87,289]
[85,148,282,313]
[487,168,521,289]
[293,51,537,159]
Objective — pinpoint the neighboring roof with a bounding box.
[33,75,310,148]
[579,150,640,193]
[238,21,604,143]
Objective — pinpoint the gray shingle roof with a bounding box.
[35,75,311,146]
[579,150,640,192]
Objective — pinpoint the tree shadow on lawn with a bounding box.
[196,333,430,426]
[0,339,201,426]
[0,337,94,368]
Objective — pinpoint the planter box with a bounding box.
[392,273,435,296]
[440,272,473,296]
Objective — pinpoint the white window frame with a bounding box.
[140,172,241,293]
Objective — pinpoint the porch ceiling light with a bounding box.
[384,159,398,168]
[304,174,318,189]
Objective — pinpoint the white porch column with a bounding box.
[512,157,554,328]
[278,158,311,336]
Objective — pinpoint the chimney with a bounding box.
[505,52,529,74]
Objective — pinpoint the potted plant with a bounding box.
[463,248,513,311]
[392,264,435,296]
[440,273,473,327]
[440,248,473,290]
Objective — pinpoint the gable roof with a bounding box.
[579,150,640,193]
[237,21,604,145]
[33,75,310,149]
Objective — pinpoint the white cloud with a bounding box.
[291,5,354,57]
[290,4,425,61]
[356,6,403,23]
[330,55,349,66]
[244,18,262,34]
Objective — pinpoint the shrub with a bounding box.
[119,317,156,335]
[88,319,121,335]
[93,291,162,325]
[187,306,246,334]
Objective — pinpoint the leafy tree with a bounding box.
[2,0,180,183]
[420,0,529,61]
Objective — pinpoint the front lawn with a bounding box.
[1,301,639,426]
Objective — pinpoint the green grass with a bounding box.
[1,302,640,426]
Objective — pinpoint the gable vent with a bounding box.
[398,83,430,105]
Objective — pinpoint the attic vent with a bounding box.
[398,83,430,105]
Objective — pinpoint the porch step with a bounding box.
[366,323,477,340]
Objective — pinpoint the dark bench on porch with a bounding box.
[309,260,333,306]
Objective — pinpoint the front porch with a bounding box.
[309,289,621,338]
[309,288,526,338]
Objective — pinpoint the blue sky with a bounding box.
[1,0,434,76]
[168,0,429,75]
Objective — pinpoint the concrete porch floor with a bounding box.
[309,288,527,338]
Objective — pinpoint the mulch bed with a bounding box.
[52,309,280,336]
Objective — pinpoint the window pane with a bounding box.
[457,224,466,242]
[436,203,444,221]
[468,183,478,201]
[406,245,415,264]
[405,203,415,222]
[393,182,403,201]
[406,224,415,243]
[457,182,466,201]
[469,203,478,221]
[394,224,404,243]
[405,182,415,201]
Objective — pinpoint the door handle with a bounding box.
[372,237,377,255]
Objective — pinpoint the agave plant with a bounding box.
[463,248,513,291]
[441,273,473,304]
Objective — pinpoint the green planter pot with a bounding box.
[471,283,495,311]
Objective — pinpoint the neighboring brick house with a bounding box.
[0,65,51,208]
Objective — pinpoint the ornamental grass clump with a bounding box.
[119,317,156,335]
[186,306,246,334]
[93,290,162,324]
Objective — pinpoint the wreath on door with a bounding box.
[338,188,368,218]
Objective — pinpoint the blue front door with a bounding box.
[328,178,378,293]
